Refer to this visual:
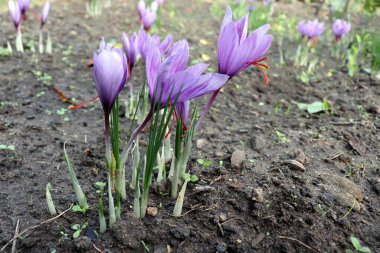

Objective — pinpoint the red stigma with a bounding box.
[69,96,99,110]
[251,57,269,85]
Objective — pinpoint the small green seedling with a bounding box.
[0,144,15,151]
[275,130,287,144]
[141,240,150,252]
[95,182,106,194]
[72,204,86,214]
[197,159,212,169]
[190,174,199,183]
[294,98,329,114]
[345,236,371,253]
[71,222,88,239]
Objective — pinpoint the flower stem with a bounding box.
[108,173,116,228]
[195,89,221,132]
[173,179,189,217]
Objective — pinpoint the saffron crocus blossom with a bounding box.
[41,2,50,29]
[332,19,351,41]
[137,0,145,19]
[9,0,21,31]
[126,40,228,148]
[155,0,164,6]
[146,40,228,108]
[141,7,157,31]
[218,5,272,80]
[122,32,139,77]
[137,29,172,62]
[297,20,325,40]
[17,0,30,18]
[94,38,128,115]
[196,5,272,130]
[93,38,128,161]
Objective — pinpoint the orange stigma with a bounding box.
[251,57,269,85]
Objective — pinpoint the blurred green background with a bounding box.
[0,0,47,13]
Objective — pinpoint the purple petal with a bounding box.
[217,22,239,75]
[146,46,162,100]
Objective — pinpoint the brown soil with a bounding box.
[0,0,379,253]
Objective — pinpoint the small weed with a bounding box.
[197,159,212,169]
[275,130,287,144]
[141,240,150,252]
[0,144,15,151]
[71,222,88,239]
[71,204,86,214]
[345,235,371,253]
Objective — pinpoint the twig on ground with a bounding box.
[0,204,73,252]
[277,236,320,253]
[11,219,20,253]
[93,244,105,253]
[194,185,215,192]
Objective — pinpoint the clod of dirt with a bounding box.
[252,188,264,203]
[170,224,191,240]
[147,207,158,217]
[231,150,246,169]
[251,233,266,248]
[215,242,227,252]
[196,138,208,149]
[292,149,309,165]
[253,135,267,150]
[74,236,92,251]
[111,217,146,249]
[344,132,366,156]
[318,173,364,211]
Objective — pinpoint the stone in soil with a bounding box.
[231,149,246,169]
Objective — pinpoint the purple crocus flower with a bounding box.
[137,29,172,62]
[41,2,50,29]
[94,38,128,115]
[218,5,272,81]
[126,40,228,146]
[146,40,229,108]
[17,0,30,19]
[196,5,272,130]
[155,0,164,6]
[297,19,325,41]
[137,0,145,19]
[141,7,157,31]
[332,19,351,41]
[93,38,128,161]
[122,32,139,77]
[8,0,21,31]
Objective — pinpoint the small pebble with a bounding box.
[219,212,227,222]
[147,207,158,217]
